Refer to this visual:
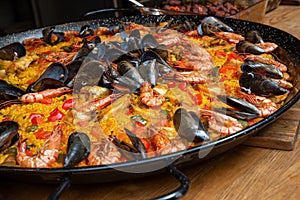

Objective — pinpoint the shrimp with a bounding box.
[87,139,121,166]
[165,71,207,84]
[238,92,278,117]
[214,32,245,43]
[140,81,165,107]
[255,42,278,53]
[245,55,287,72]
[149,129,186,155]
[76,93,123,112]
[201,109,243,135]
[20,87,71,103]
[16,124,63,168]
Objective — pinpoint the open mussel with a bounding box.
[173,108,210,142]
[112,128,147,160]
[42,26,65,45]
[239,72,287,96]
[245,30,264,44]
[0,80,25,103]
[215,95,260,120]
[64,132,91,168]
[79,25,94,38]
[0,42,26,61]
[26,62,68,93]
[197,16,234,36]
[241,60,283,79]
[236,41,265,55]
[0,121,19,153]
[72,60,105,92]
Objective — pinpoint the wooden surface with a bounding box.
[1,5,300,200]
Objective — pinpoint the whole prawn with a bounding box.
[16,124,63,168]
[140,81,165,107]
[20,87,71,103]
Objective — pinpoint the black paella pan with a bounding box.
[0,14,300,200]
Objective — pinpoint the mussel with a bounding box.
[138,59,158,86]
[241,60,283,79]
[197,16,234,36]
[245,30,264,44]
[173,108,210,142]
[0,42,26,61]
[72,60,106,92]
[239,72,288,96]
[79,25,94,38]
[42,26,65,45]
[112,128,147,160]
[236,41,265,55]
[0,121,19,153]
[215,95,260,120]
[0,80,25,102]
[26,62,68,93]
[64,132,91,168]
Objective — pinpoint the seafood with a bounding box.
[87,139,121,165]
[197,16,234,36]
[140,81,165,107]
[0,17,294,169]
[241,60,283,79]
[245,55,287,72]
[236,41,265,55]
[0,121,19,153]
[239,93,278,117]
[255,42,278,53]
[239,72,287,96]
[26,62,69,93]
[214,32,245,43]
[16,124,63,168]
[165,71,207,84]
[245,30,264,44]
[64,132,91,168]
[0,42,26,61]
[173,108,210,142]
[42,26,65,45]
[0,80,25,103]
[20,87,72,103]
[201,109,243,135]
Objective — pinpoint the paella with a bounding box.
[0,16,294,168]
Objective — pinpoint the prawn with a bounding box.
[16,124,63,168]
[140,81,165,107]
[20,87,71,103]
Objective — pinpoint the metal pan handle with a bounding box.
[48,176,71,200]
[47,164,189,200]
[152,165,190,200]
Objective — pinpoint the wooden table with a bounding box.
[1,5,300,200]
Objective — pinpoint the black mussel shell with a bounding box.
[72,60,105,92]
[79,25,94,38]
[245,30,264,44]
[0,80,25,102]
[236,41,265,55]
[42,26,65,45]
[217,95,260,115]
[26,62,68,93]
[64,132,90,168]
[239,72,287,96]
[198,16,234,36]
[0,42,26,61]
[0,121,19,153]
[140,33,159,50]
[173,108,210,142]
[138,59,158,86]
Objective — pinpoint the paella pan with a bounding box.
[0,14,300,199]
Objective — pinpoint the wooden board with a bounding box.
[243,102,300,150]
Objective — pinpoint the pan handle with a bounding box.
[152,165,190,200]
[48,176,71,200]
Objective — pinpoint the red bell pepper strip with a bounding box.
[48,108,64,122]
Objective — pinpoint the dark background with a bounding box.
[0,0,134,36]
